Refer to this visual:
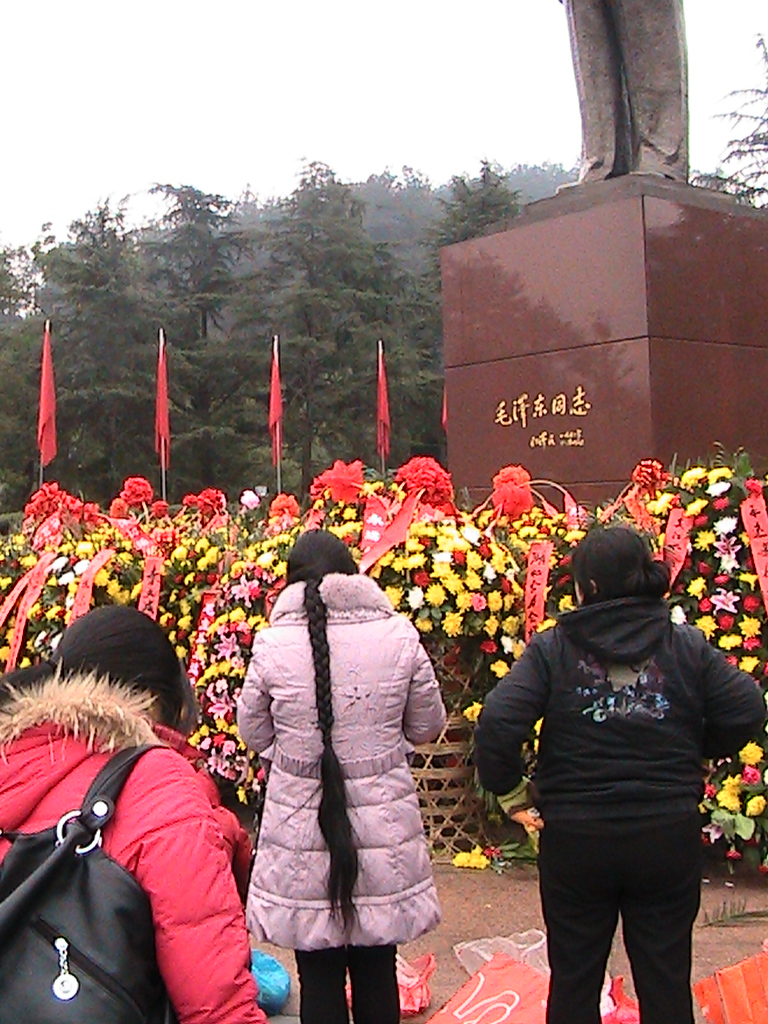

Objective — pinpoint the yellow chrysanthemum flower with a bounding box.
[442,612,464,637]
[425,584,447,608]
[564,529,586,544]
[684,499,708,516]
[415,618,433,633]
[559,594,575,612]
[456,592,473,611]
[695,615,717,640]
[646,493,675,516]
[739,742,765,766]
[405,553,426,569]
[740,657,761,674]
[716,788,742,812]
[693,531,716,551]
[747,795,767,817]
[687,578,707,598]
[680,467,707,488]
[441,571,464,595]
[487,591,503,613]
[512,640,526,660]
[708,467,733,484]
[718,634,742,650]
[484,616,499,637]
[230,608,246,622]
[462,702,483,723]
[537,618,557,632]
[385,586,403,609]
[721,773,743,791]
[502,615,522,635]
[466,551,483,571]
[490,660,510,678]
[739,617,762,639]
[464,571,482,591]
[171,546,188,562]
[452,846,490,870]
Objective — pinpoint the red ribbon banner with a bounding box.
[662,507,694,587]
[359,494,390,554]
[68,549,116,623]
[31,512,64,552]
[5,552,57,672]
[524,540,554,641]
[359,489,422,575]
[741,492,768,615]
[137,555,165,621]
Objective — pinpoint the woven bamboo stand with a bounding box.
[411,639,485,860]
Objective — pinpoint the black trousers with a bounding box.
[538,814,702,1024]
[294,945,399,1024]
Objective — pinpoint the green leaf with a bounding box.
[734,813,756,841]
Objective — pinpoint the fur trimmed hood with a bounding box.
[0,671,160,752]
[270,572,395,625]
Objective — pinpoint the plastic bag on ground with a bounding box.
[454,930,550,977]
[251,949,291,1016]
[345,952,436,1017]
[694,952,768,1024]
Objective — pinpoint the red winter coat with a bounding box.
[0,674,266,1024]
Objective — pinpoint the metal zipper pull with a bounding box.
[51,937,80,1001]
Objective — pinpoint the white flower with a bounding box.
[58,571,75,586]
[719,555,740,574]
[64,594,75,609]
[407,587,424,610]
[483,564,497,582]
[707,481,731,497]
[49,632,62,651]
[73,559,91,576]
[714,517,738,536]
[432,551,452,563]
[50,556,69,574]
[461,526,481,545]
[670,606,687,625]
[501,636,514,654]
[33,630,48,649]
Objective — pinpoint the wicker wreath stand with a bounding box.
[411,640,485,860]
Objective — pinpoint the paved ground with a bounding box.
[260,859,768,1023]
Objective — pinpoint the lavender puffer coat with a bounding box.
[237,573,446,951]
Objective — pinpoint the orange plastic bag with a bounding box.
[694,953,768,1024]
[601,977,640,1024]
[426,952,549,1024]
[345,953,436,1018]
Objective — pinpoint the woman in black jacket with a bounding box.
[475,525,765,1024]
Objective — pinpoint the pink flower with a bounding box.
[471,593,487,612]
[240,489,261,510]
[742,765,762,784]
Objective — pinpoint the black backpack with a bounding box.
[0,745,178,1023]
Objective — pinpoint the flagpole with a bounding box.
[39,319,49,486]
[274,336,282,494]
[378,340,386,477]
[160,329,167,503]
[156,328,170,502]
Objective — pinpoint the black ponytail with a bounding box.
[304,576,359,927]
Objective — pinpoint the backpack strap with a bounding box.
[76,745,156,836]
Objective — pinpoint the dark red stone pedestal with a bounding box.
[441,177,768,505]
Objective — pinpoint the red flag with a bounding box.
[377,340,390,460]
[37,320,57,467]
[441,381,448,433]
[269,335,283,467]
[155,328,170,471]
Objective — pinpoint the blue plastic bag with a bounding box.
[251,949,291,1016]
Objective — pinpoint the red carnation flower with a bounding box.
[698,562,713,576]
[714,574,730,586]
[480,640,498,654]
[151,500,169,518]
[744,595,762,613]
[109,497,130,519]
[453,550,466,566]
[395,457,455,514]
[309,460,365,504]
[631,458,668,496]
[120,476,154,508]
[694,515,709,528]
[413,571,431,588]
[717,613,735,631]
[746,478,764,497]
[713,497,731,511]
[744,637,762,651]
[269,494,300,520]
[699,597,712,613]
[726,849,742,860]
[726,655,739,667]
[704,783,717,799]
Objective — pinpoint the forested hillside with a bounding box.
[0,161,573,509]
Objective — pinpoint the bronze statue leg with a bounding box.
[610,0,688,180]
[565,0,630,182]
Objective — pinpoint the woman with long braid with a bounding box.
[238,531,445,1024]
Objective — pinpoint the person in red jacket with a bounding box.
[51,605,253,900]
[0,608,265,1024]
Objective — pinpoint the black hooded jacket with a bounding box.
[474,597,765,822]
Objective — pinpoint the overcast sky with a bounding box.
[2,0,766,247]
